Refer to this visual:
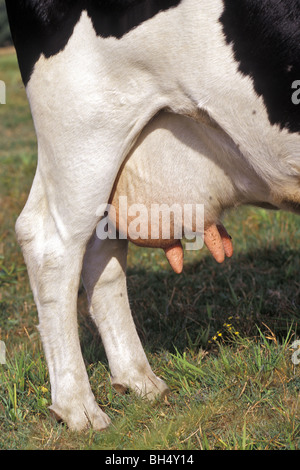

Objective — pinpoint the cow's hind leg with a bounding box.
[15,170,111,431]
[82,235,169,399]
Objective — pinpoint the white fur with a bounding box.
[15,0,300,430]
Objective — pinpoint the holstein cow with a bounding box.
[5,0,300,430]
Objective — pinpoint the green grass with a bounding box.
[0,51,299,450]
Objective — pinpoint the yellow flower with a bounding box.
[40,386,48,394]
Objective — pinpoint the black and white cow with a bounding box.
[5,0,300,430]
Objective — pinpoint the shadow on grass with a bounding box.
[79,244,300,363]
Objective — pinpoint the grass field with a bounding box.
[0,51,299,450]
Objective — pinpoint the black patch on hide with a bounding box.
[5,0,181,85]
[220,0,300,133]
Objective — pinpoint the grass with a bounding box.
[0,50,299,450]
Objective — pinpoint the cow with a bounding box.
[5,0,300,430]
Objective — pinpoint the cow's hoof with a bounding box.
[49,402,111,432]
[112,373,170,401]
